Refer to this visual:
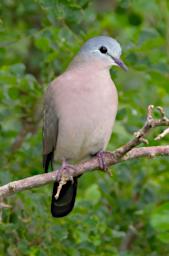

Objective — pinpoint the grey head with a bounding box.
[71,36,127,71]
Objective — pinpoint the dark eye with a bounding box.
[99,46,108,54]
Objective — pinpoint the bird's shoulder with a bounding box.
[49,70,78,89]
[45,68,87,101]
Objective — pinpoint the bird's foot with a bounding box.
[56,160,76,182]
[55,161,77,199]
[97,151,112,176]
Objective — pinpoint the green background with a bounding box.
[0,0,169,255]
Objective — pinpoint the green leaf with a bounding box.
[84,184,101,205]
[150,203,169,243]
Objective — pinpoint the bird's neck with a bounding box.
[68,55,110,72]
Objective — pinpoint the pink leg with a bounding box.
[56,159,77,182]
[97,151,108,171]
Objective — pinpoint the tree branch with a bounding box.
[0,105,169,202]
[119,222,144,252]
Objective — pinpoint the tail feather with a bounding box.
[51,178,78,217]
[43,152,54,173]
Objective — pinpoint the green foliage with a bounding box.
[0,0,169,255]
[151,202,169,244]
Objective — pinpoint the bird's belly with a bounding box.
[55,99,117,163]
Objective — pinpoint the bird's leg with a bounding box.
[96,151,112,176]
[97,151,107,171]
[56,159,77,182]
[55,160,77,199]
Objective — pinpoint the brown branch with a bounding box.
[10,123,36,152]
[113,105,169,159]
[119,222,144,252]
[0,145,169,200]
[155,127,169,141]
[123,145,169,160]
[0,105,169,202]
[11,113,42,153]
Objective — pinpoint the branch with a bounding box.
[155,127,169,141]
[123,145,169,160]
[120,222,144,252]
[10,107,42,153]
[0,146,169,199]
[10,123,37,152]
[0,105,169,201]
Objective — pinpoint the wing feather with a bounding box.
[43,87,58,172]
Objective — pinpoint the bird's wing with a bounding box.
[43,85,58,172]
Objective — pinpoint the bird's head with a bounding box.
[73,36,127,71]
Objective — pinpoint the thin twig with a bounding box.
[120,222,144,251]
[155,127,169,141]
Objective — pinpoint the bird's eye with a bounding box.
[99,46,108,54]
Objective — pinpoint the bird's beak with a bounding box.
[111,56,128,71]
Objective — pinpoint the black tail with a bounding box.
[51,178,78,217]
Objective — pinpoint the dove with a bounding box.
[43,36,127,217]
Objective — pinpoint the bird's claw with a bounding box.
[97,151,112,176]
[56,162,76,183]
[55,162,77,199]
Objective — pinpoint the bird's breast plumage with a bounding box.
[50,67,118,163]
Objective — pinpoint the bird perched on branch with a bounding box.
[43,36,127,217]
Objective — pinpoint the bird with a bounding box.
[43,36,127,218]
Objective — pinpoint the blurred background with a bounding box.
[0,0,169,255]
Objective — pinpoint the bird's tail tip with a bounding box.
[51,178,78,217]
